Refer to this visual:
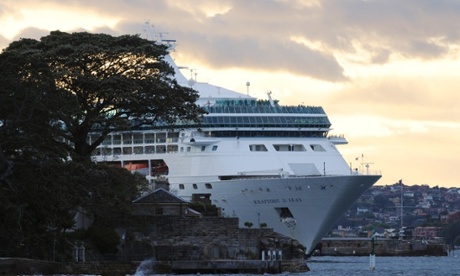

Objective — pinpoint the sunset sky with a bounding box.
[1,0,459,188]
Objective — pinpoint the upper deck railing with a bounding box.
[203,100,326,115]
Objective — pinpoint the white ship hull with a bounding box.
[173,175,380,255]
[94,132,381,254]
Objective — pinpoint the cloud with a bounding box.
[342,126,460,187]
[328,74,460,122]
[0,35,8,50]
[3,0,460,80]
[173,33,347,81]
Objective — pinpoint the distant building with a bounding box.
[448,211,460,223]
[413,226,443,240]
[403,192,414,197]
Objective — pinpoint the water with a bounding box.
[133,250,460,275]
[306,253,460,275]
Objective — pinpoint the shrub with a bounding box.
[87,225,120,254]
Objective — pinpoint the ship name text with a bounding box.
[254,198,302,204]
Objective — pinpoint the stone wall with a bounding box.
[318,238,447,256]
[120,216,305,261]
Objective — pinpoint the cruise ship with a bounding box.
[91,39,381,255]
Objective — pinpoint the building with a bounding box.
[131,188,200,217]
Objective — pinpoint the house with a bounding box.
[413,226,443,240]
[132,188,201,217]
[357,207,369,214]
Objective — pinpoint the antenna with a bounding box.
[267,91,275,107]
[143,21,176,50]
[246,81,250,95]
[357,154,374,174]
[362,162,374,175]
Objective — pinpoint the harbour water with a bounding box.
[306,252,460,275]
[132,250,460,275]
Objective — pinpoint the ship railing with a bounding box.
[327,134,345,139]
[350,169,382,176]
[226,170,382,181]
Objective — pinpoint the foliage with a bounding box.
[362,222,391,231]
[244,221,253,228]
[85,164,149,226]
[0,44,68,161]
[359,211,375,219]
[372,194,393,211]
[1,31,205,163]
[87,225,120,254]
[441,219,460,246]
[0,30,203,259]
[0,158,147,258]
[189,202,218,216]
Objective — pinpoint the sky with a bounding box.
[1,0,459,188]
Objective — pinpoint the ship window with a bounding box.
[205,183,212,189]
[193,184,197,189]
[155,208,163,215]
[310,144,325,152]
[100,147,111,156]
[179,184,185,190]
[167,145,178,153]
[156,145,166,153]
[201,146,206,151]
[274,144,288,151]
[133,146,143,154]
[167,132,179,143]
[249,144,268,151]
[212,145,218,151]
[145,133,155,144]
[145,146,155,154]
[113,135,121,145]
[122,147,132,155]
[273,144,306,151]
[156,133,166,143]
[122,134,132,144]
[180,147,184,152]
[292,144,306,151]
[113,147,121,155]
[102,136,111,145]
[133,133,143,144]
[187,147,191,152]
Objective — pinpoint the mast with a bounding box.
[400,179,404,240]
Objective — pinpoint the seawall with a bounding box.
[317,238,447,256]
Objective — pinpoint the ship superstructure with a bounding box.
[91,38,381,255]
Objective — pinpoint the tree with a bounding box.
[0,44,68,163]
[442,219,460,246]
[0,44,74,258]
[2,31,205,163]
[244,221,253,228]
[0,30,198,259]
[0,158,148,259]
